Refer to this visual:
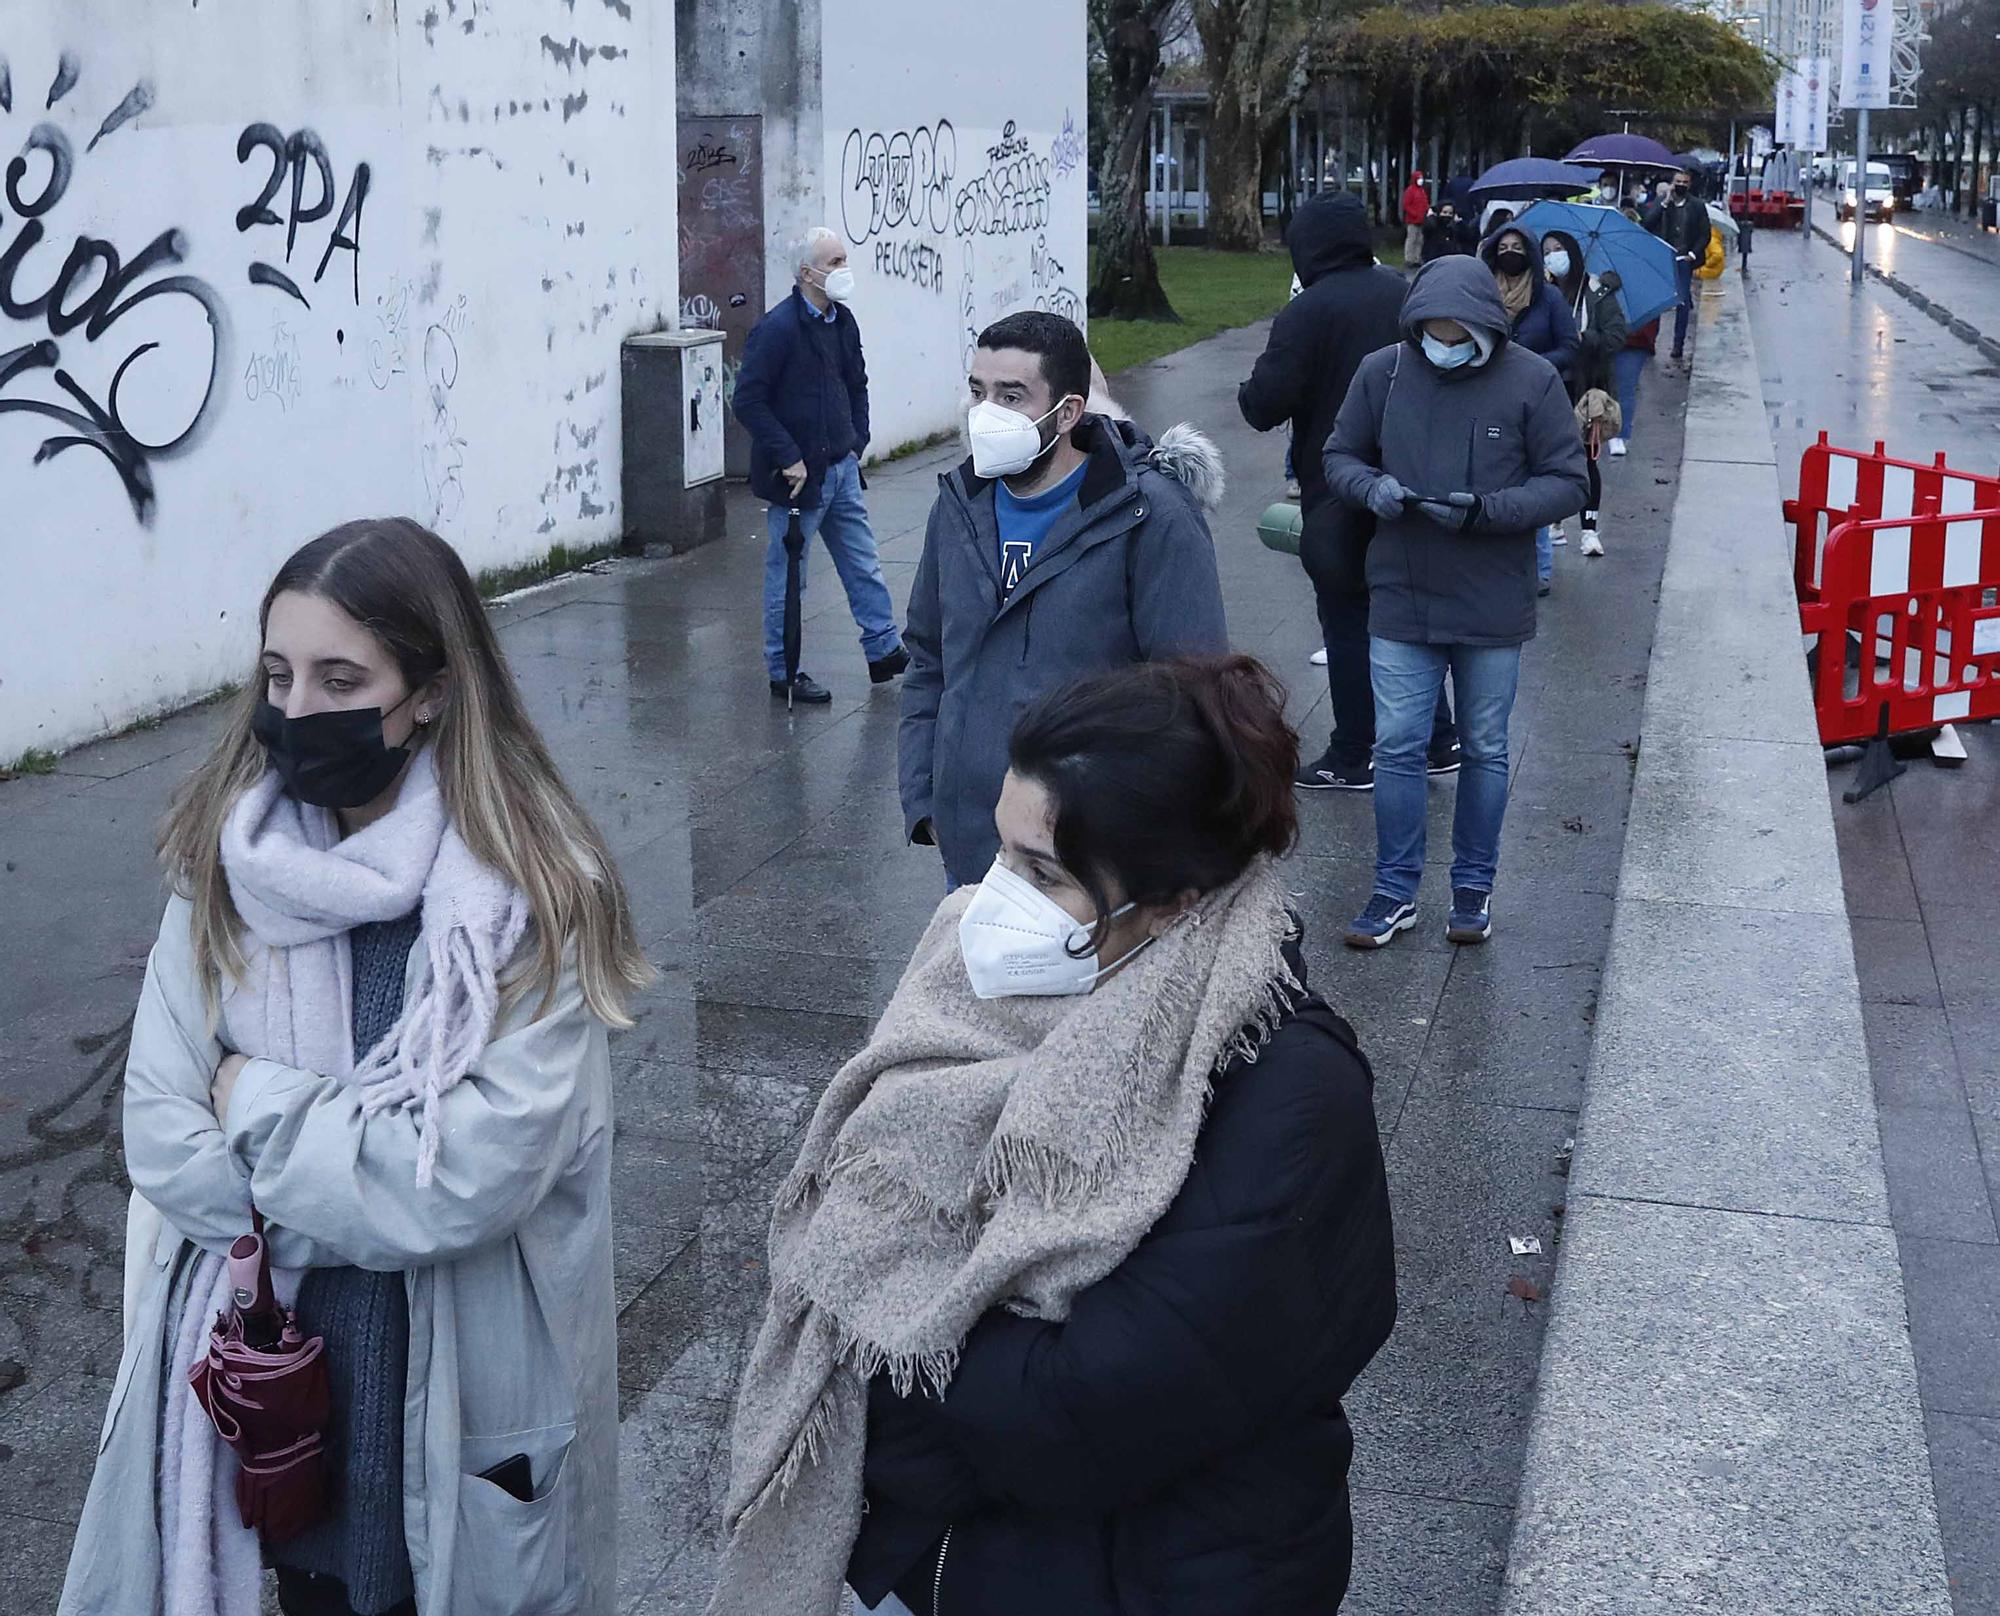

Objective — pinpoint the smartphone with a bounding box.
[477,1452,534,1503]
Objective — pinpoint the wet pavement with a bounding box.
[0,316,1690,1612]
[1748,228,2000,1616]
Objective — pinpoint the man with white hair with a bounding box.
[732,225,907,704]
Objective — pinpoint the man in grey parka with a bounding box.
[1323,255,1588,949]
[899,310,1228,888]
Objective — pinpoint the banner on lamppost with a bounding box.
[1841,0,1894,109]
[1775,62,1800,144]
[1804,56,1831,151]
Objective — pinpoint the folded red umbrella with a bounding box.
[188,1218,331,1543]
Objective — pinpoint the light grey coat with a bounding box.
[60,895,616,1616]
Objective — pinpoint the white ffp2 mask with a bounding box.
[820,266,856,303]
[958,861,1144,999]
[966,398,1073,480]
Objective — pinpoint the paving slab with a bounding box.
[1506,1196,1951,1616]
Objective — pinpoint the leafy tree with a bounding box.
[1317,3,1777,174]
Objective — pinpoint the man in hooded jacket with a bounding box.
[900,311,1229,889]
[1239,190,1456,792]
[1323,256,1589,949]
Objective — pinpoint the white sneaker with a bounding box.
[1550,526,1569,546]
[1581,528,1605,557]
[1608,438,1628,458]
[1309,647,1329,667]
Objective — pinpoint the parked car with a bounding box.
[1837,161,1896,222]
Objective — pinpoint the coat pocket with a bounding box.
[455,1430,583,1616]
[1467,416,1526,496]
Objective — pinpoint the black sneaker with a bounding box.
[1426,740,1462,777]
[868,646,911,684]
[1295,748,1372,792]
[1446,888,1493,944]
[771,672,833,705]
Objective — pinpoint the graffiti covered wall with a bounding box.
[0,1,676,758]
[818,0,1087,455]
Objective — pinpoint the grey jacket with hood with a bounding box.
[1322,256,1589,647]
[899,414,1228,889]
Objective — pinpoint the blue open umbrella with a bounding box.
[1511,200,1680,329]
[1468,158,1603,204]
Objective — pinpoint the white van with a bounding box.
[1838,161,1896,222]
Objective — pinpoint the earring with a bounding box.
[416,709,431,725]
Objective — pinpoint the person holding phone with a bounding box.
[1323,257,1589,948]
[62,518,649,1616]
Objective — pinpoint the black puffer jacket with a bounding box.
[846,942,1397,1616]
[1238,191,1408,515]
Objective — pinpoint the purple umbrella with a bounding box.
[1565,133,1681,172]
[1468,158,1604,203]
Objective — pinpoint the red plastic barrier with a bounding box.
[1786,432,2000,604]
[1796,506,2000,746]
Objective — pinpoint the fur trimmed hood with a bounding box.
[1145,421,1227,512]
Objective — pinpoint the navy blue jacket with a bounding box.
[847,945,1397,1616]
[1476,235,1580,382]
[732,288,871,507]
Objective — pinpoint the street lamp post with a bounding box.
[1851,105,1869,284]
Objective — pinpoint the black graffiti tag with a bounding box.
[235,123,369,307]
[0,117,225,523]
[840,120,956,246]
[954,120,1051,239]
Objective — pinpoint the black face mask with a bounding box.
[1672,184,1690,198]
[252,693,417,809]
[1495,250,1531,276]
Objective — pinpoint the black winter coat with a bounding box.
[846,943,1397,1616]
[732,287,871,508]
[1239,192,1408,516]
[1644,194,1711,260]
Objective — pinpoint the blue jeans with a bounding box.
[1671,258,1696,355]
[1370,638,1522,903]
[763,454,902,681]
[1613,348,1647,444]
[1535,524,1554,586]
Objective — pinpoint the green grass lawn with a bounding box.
[1087,236,1405,376]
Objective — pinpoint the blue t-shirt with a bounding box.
[995,460,1089,601]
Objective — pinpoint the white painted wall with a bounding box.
[0,0,676,758]
[818,0,1088,454]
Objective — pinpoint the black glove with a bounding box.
[1414,493,1484,532]
[910,818,937,848]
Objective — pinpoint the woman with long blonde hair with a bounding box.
[61,518,650,1616]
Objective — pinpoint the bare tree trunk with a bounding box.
[1089,0,1179,321]
[1197,0,1278,251]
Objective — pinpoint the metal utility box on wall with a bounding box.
[621,329,727,554]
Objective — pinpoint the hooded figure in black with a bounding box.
[1239,191,1455,788]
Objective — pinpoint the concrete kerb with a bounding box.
[1810,220,1997,357]
[1498,284,1954,1614]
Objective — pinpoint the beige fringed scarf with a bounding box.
[706,856,1299,1616]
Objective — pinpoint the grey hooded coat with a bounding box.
[60,897,617,1616]
[1322,255,1590,647]
[898,415,1229,889]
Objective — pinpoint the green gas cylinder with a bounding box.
[1257,500,1303,557]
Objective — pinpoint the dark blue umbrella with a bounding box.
[1565,133,1680,172]
[1468,158,1603,203]
[1511,200,1680,329]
